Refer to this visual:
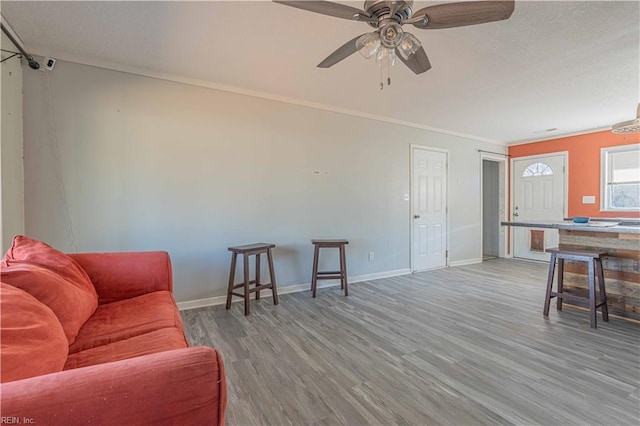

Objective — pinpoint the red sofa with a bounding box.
[1,236,226,425]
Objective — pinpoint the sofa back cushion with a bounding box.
[1,262,98,344]
[0,283,69,383]
[3,236,98,301]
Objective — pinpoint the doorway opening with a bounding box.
[480,153,508,261]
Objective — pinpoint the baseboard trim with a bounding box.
[177,268,411,311]
[449,258,483,267]
[350,268,412,283]
[178,295,228,311]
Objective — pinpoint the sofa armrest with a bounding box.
[0,346,227,426]
[68,251,173,304]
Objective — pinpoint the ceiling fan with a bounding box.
[274,0,515,88]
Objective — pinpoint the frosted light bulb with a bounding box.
[376,48,396,67]
[356,33,381,59]
[398,33,421,60]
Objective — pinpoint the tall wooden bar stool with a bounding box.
[226,243,278,316]
[311,239,349,298]
[544,248,609,328]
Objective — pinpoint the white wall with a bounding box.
[1,32,25,253]
[23,60,507,303]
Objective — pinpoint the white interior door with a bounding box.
[412,147,447,271]
[512,154,566,261]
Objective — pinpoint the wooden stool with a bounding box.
[226,243,278,316]
[311,239,348,298]
[544,248,609,328]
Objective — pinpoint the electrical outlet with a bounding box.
[368,251,374,261]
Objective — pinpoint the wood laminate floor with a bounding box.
[181,259,640,426]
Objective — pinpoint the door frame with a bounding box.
[509,151,569,258]
[410,144,450,272]
[479,152,509,259]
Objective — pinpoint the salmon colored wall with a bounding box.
[509,131,640,218]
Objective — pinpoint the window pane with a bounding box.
[523,162,554,177]
[610,150,640,183]
[603,145,640,210]
[610,183,640,208]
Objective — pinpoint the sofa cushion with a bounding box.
[3,235,98,303]
[69,291,185,354]
[2,262,99,344]
[68,251,173,304]
[0,283,69,383]
[64,328,188,370]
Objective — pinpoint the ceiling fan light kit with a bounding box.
[274,0,515,89]
[398,33,421,60]
[356,33,380,58]
[612,103,640,134]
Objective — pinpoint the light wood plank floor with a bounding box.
[182,259,640,426]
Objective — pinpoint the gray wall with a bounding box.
[1,32,25,253]
[23,60,507,303]
[482,159,499,257]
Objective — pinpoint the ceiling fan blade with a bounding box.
[396,46,432,74]
[412,1,515,29]
[273,1,371,21]
[317,34,366,68]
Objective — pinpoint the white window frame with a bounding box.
[522,162,554,177]
[600,143,640,212]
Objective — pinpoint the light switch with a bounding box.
[582,195,596,204]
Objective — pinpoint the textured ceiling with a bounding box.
[2,1,639,144]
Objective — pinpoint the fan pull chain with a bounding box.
[379,52,392,90]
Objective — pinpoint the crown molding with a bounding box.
[27,46,504,146]
[507,126,614,146]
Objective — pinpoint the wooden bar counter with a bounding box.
[502,219,640,321]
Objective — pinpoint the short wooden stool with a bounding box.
[544,248,609,328]
[311,239,348,298]
[226,243,278,316]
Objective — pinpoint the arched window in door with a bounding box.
[522,162,554,177]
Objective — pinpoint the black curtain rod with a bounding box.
[1,52,19,63]
[477,149,510,157]
[0,21,39,69]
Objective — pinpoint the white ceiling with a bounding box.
[2,1,639,144]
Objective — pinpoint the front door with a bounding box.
[412,147,448,271]
[512,154,566,261]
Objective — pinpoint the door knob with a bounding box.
[414,215,421,219]
[513,213,519,217]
